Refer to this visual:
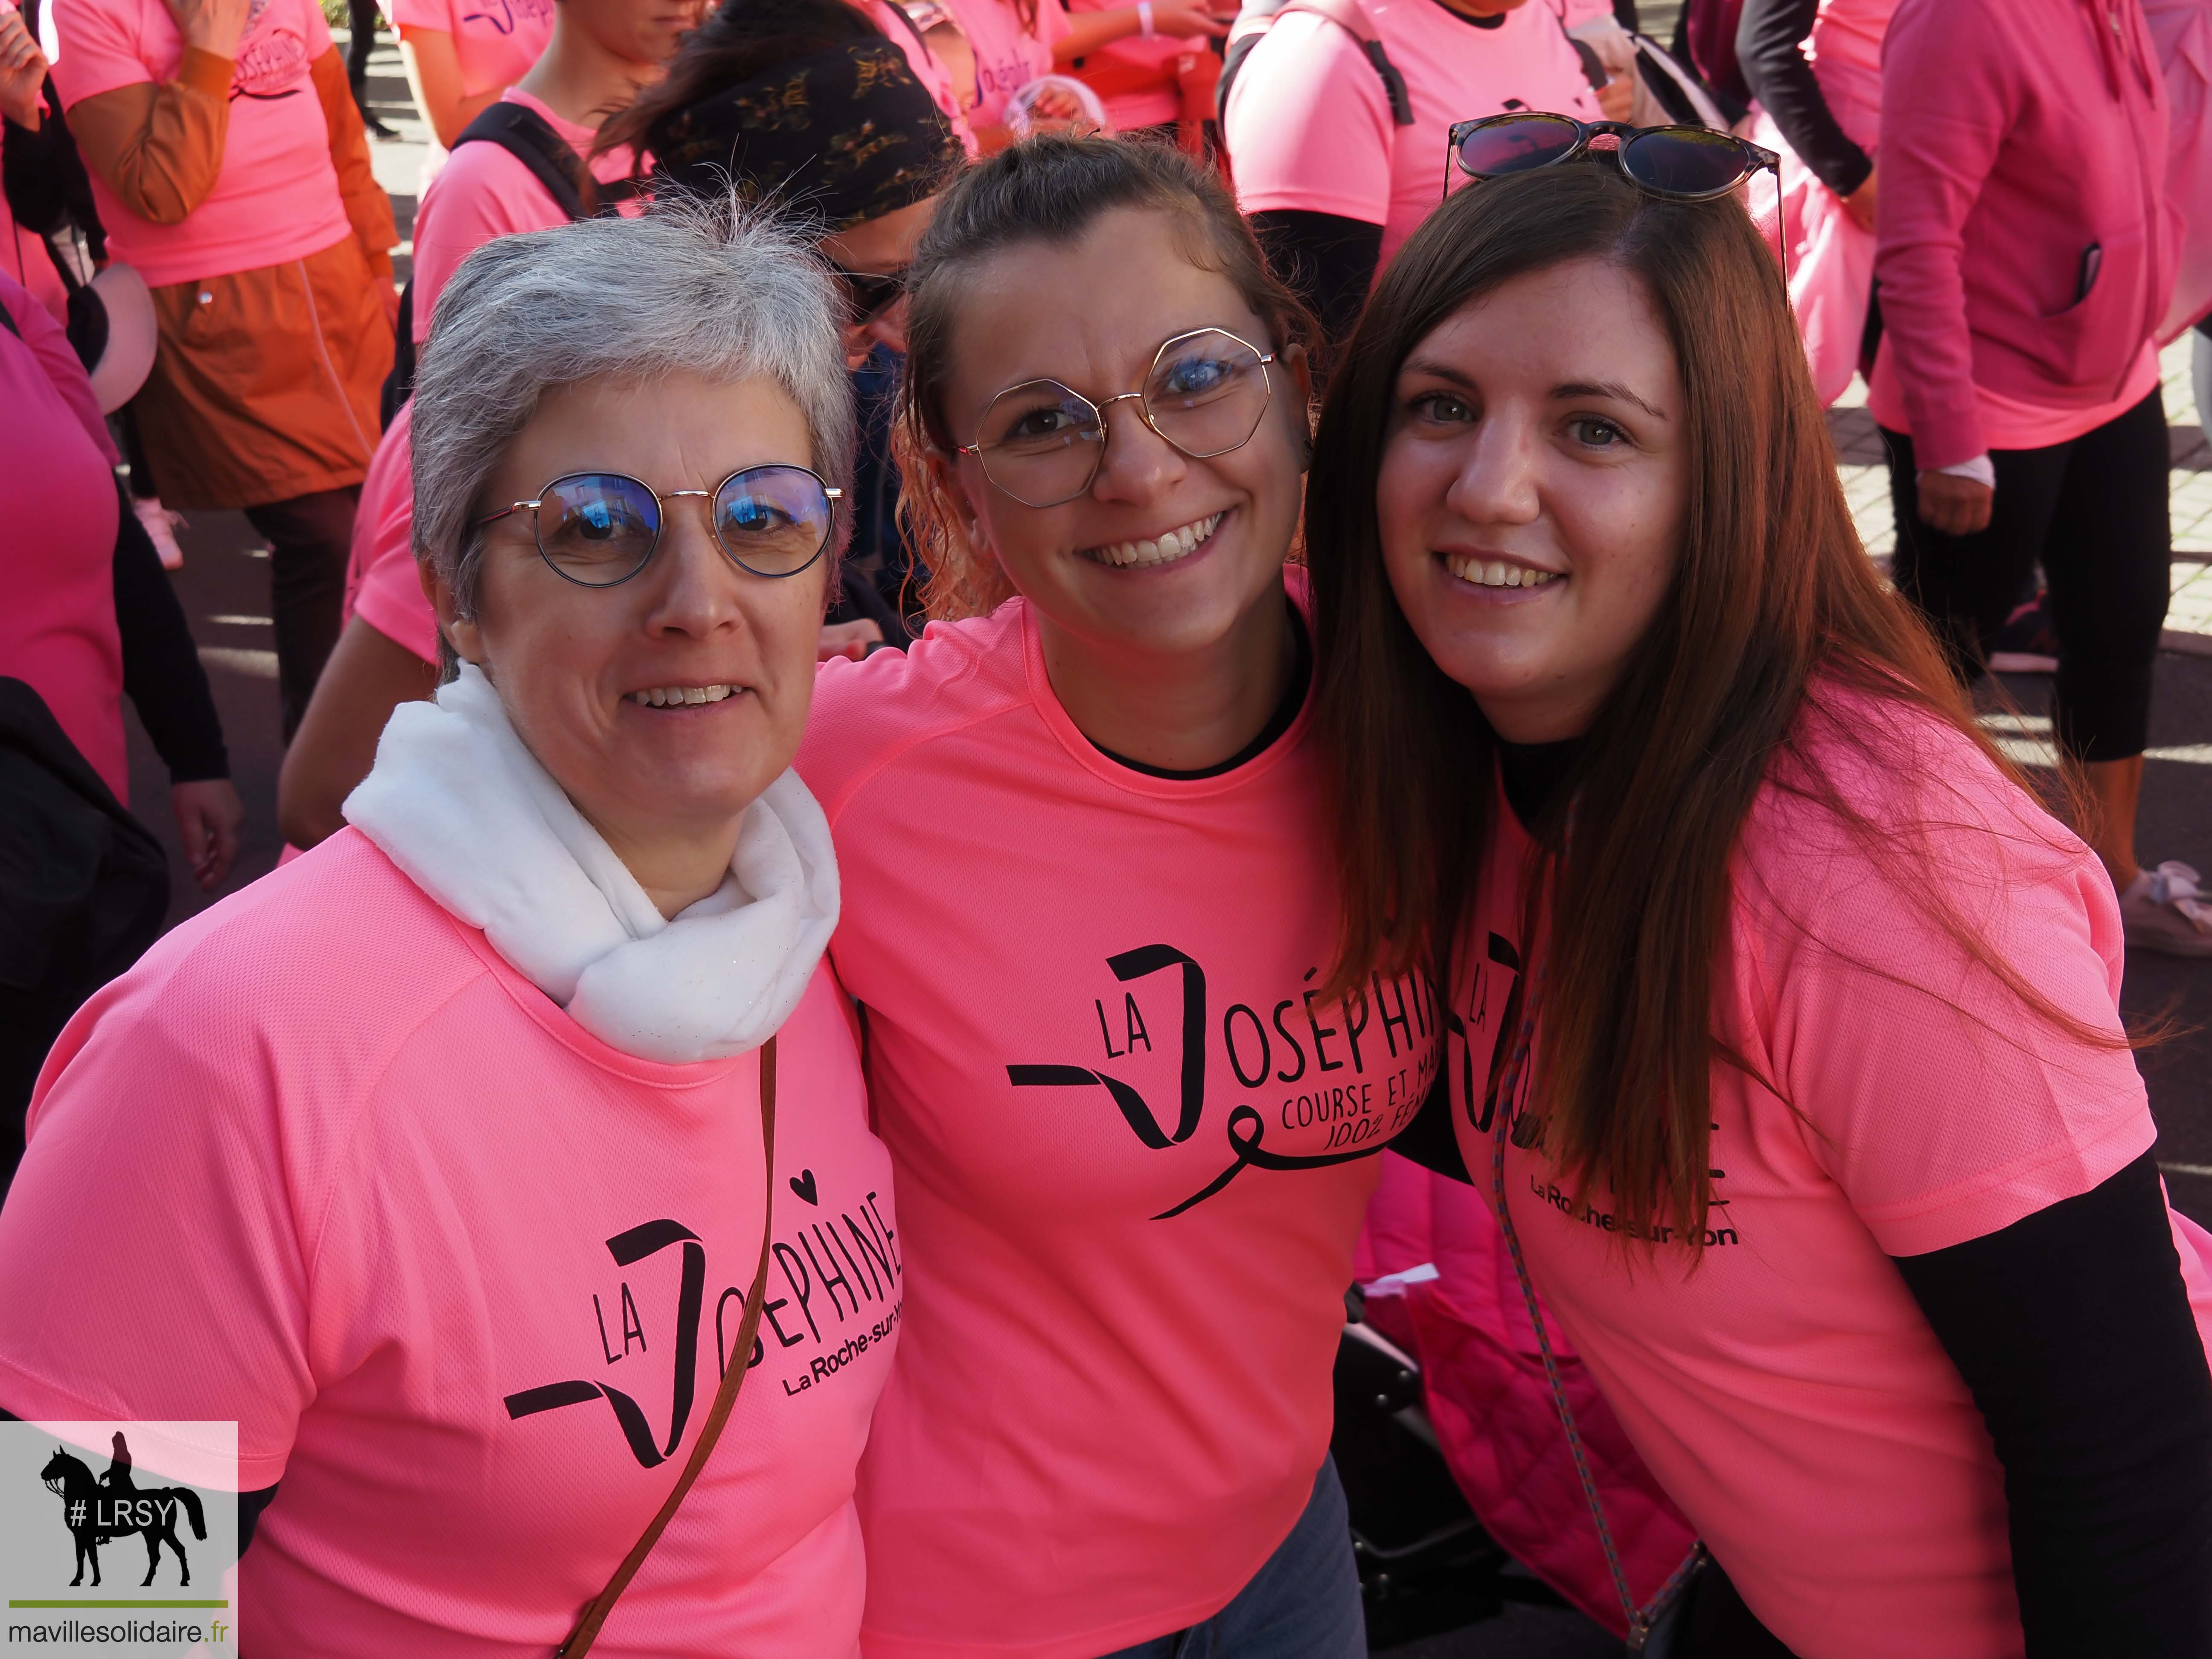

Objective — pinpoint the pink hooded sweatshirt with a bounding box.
[1875,0,2175,469]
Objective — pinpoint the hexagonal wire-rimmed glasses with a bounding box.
[469,465,843,588]
[954,327,1279,509]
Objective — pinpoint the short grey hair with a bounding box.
[410,199,854,639]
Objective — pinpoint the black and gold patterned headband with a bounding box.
[652,40,965,233]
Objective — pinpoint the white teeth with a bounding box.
[1444,553,1560,589]
[629,683,735,706]
[1085,513,1222,568]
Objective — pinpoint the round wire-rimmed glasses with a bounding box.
[470,465,843,588]
[954,327,1279,509]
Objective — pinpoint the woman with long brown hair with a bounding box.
[1307,151,2212,1655]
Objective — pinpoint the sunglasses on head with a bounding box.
[470,465,841,588]
[1443,113,1786,283]
[1446,112,1778,200]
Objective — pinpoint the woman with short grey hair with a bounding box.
[0,204,902,1659]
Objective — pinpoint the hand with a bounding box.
[1594,69,1634,123]
[0,9,48,129]
[817,618,885,663]
[1027,83,1088,126]
[1144,0,1233,38]
[170,777,243,892]
[160,0,253,59]
[1839,164,1877,233]
[376,273,400,328]
[1916,469,1993,537]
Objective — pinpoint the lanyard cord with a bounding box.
[1482,833,1705,1651]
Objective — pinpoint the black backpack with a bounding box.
[0,675,168,1186]
[379,101,602,424]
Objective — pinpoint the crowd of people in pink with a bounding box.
[3,0,2211,1652]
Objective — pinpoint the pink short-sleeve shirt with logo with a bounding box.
[49,0,353,286]
[1225,0,1601,269]
[939,0,1070,134]
[1440,689,2212,1658]
[795,577,1440,1659]
[390,0,551,106]
[0,831,901,1658]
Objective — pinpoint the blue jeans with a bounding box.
[1098,1458,1365,1659]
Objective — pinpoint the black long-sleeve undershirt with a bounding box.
[1735,0,1871,198]
[111,483,229,783]
[1894,1152,2212,1656]
[1250,209,1382,369]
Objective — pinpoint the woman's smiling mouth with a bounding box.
[627,683,746,707]
[1080,512,1225,570]
[1442,551,1563,590]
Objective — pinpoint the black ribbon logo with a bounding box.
[1009,944,1206,1148]
[502,1218,708,1467]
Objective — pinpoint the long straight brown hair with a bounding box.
[1309,163,2119,1249]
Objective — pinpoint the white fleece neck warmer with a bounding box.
[343,662,838,1065]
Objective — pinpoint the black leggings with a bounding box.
[346,0,379,94]
[1883,387,2170,763]
[245,486,360,742]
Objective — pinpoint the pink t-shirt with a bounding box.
[389,0,550,104]
[861,0,982,156]
[0,830,899,1658]
[1868,334,2165,454]
[1,272,127,800]
[408,86,632,341]
[796,578,1440,1659]
[940,0,1070,133]
[342,401,440,662]
[1225,0,1601,268]
[1440,688,2212,1658]
[49,0,353,287]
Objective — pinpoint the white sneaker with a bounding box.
[2119,861,2212,957]
[133,496,186,570]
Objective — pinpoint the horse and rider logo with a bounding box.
[37,1432,207,1588]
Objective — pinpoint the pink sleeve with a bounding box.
[1,272,119,462]
[1223,12,1394,226]
[345,408,441,663]
[354,541,439,664]
[387,0,453,31]
[1747,737,2154,1258]
[47,0,157,109]
[0,955,315,1490]
[1872,0,2016,469]
[407,140,563,341]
